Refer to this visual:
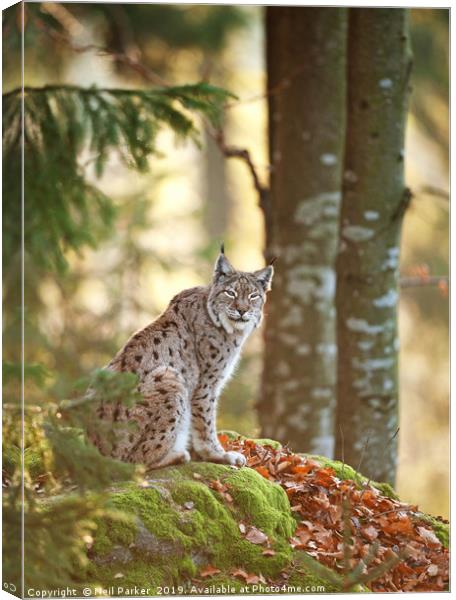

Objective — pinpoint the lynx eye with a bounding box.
[249,292,260,301]
[224,289,237,298]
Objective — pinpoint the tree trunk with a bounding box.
[335,9,413,484]
[259,7,347,456]
[203,122,231,240]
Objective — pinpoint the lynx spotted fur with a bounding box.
[90,250,273,469]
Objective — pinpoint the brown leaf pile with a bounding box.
[220,436,449,592]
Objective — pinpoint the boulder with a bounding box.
[84,435,448,594]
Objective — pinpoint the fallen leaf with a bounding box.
[231,568,249,581]
[313,467,336,486]
[262,548,276,556]
[417,527,440,546]
[218,435,449,593]
[291,464,313,475]
[200,565,221,578]
[254,466,270,478]
[192,473,202,480]
[384,517,414,536]
[277,460,292,473]
[361,525,378,541]
[114,573,124,579]
[218,434,230,446]
[184,501,194,510]
[292,526,312,546]
[245,526,268,545]
[210,479,228,493]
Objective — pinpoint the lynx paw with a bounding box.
[222,451,246,467]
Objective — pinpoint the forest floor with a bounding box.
[190,434,449,593]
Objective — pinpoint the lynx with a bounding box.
[90,248,273,469]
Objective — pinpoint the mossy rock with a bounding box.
[86,460,335,594]
[83,433,448,594]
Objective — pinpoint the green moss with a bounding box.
[253,438,283,450]
[86,561,164,594]
[92,509,137,556]
[225,468,295,539]
[89,462,297,589]
[306,454,399,500]
[87,435,447,593]
[219,430,282,450]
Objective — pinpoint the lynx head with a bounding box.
[207,246,274,334]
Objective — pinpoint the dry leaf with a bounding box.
[245,526,268,545]
[200,565,221,578]
[231,568,249,581]
[417,527,440,546]
[254,466,270,478]
[218,434,230,446]
[218,435,449,593]
[361,525,378,541]
[277,460,292,473]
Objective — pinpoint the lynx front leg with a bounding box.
[190,389,246,467]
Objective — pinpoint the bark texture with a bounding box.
[259,7,347,456]
[335,9,413,484]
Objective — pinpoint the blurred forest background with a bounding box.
[3,0,448,529]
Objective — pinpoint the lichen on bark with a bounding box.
[335,8,413,484]
[259,7,348,457]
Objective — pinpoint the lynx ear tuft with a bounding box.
[220,242,225,255]
[213,251,234,282]
[254,265,274,292]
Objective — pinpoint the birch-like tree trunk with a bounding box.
[258,7,347,456]
[335,9,413,484]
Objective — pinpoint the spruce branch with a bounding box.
[3,83,233,274]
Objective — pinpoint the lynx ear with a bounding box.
[253,265,274,291]
[213,251,235,282]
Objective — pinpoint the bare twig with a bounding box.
[356,429,372,474]
[34,16,169,87]
[370,505,415,519]
[417,185,449,202]
[213,128,272,251]
[339,424,346,481]
[31,11,276,242]
[400,276,449,289]
[359,427,399,501]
